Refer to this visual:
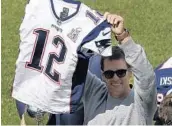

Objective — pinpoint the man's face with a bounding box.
[103,58,130,98]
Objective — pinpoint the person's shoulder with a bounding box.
[85,71,107,96]
[86,70,96,80]
[86,70,104,85]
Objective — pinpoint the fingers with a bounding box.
[104,12,125,35]
[104,12,110,19]
[114,16,122,26]
[104,12,124,26]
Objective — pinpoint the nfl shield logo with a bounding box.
[67,28,82,42]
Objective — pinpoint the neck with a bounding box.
[111,87,131,99]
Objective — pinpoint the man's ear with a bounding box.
[128,71,134,85]
[128,71,132,78]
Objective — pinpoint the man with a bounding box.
[82,12,157,125]
[47,12,156,125]
[154,57,172,124]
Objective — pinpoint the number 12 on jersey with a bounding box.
[26,29,67,84]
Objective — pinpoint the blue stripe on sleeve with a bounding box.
[81,20,111,46]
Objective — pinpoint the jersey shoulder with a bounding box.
[80,3,105,26]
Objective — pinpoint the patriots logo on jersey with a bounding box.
[95,39,111,54]
[67,27,82,42]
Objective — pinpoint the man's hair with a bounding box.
[101,46,125,70]
[158,93,172,125]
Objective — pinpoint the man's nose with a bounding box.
[111,73,120,80]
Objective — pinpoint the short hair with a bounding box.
[101,46,126,70]
[158,93,172,125]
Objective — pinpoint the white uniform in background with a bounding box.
[12,0,111,114]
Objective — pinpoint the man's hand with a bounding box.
[104,12,130,43]
[104,12,124,35]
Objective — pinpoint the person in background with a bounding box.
[82,12,157,125]
[47,12,156,125]
[155,93,172,125]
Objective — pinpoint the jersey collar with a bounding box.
[50,0,81,22]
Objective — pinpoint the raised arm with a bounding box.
[119,37,156,103]
[104,12,156,104]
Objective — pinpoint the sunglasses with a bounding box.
[103,69,127,79]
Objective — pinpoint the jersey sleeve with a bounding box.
[80,20,112,57]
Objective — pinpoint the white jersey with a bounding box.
[12,0,111,114]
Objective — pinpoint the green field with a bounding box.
[1,0,172,125]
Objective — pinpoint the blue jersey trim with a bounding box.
[50,0,81,22]
[78,20,111,58]
[81,20,111,46]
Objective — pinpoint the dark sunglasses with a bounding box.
[103,69,127,79]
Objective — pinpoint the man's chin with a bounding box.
[111,83,121,86]
[109,91,122,98]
